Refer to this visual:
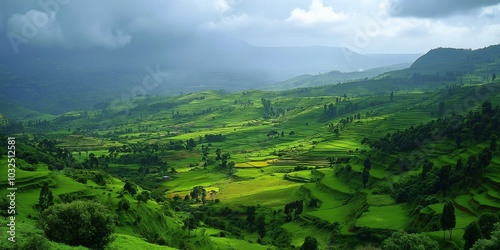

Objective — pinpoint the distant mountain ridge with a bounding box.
[0,34,419,115]
[269,63,411,90]
[409,44,500,74]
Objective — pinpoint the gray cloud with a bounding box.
[388,0,500,18]
[1,0,218,50]
[0,0,499,55]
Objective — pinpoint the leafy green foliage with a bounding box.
[382,231,439,250]
[471,223,500,250]
[39,200,115,249]
[38,182,53,212]
[300,236,318,250]
[118,198,131,211]
[464,221,482,250]
[440,201,456,239]
[124,181,138,195]
[477,213,499,239]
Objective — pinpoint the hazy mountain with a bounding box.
[0,34,419,115]
[390,44,500,77]
[268,63,412,90]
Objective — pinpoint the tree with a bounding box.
[481,101,493,116]
[201,189,207,204]
[471,223,500,250]
[362,158,371,188]
[208,190,217,202]
[186,138,196,151]
[183,216,198,237]
[39,200,115,249]
[362,169,369,188]
[300,236,318,250]
[490,134,497,151]
[441,201,456,239]
[421,159,433,179]
[136,191,150,203]
[327,157,335,167]
[39,182,54,212]
[364,158,371,170]
[221,152,230,168]
[0,196,10,219]
[464,221,481,250]
[456,135,463,148]
[123,181,137,196]
[438,101,445,117]
[215,148,222,160]
[333,128,339,137]
[382,231,439,250]
[190,186,205,203]
[493,73,497,82]
[438,165,451,197]
[227,161,235,176]
[246,206,256,225]
[390,91,394,102]
[118,198,130,211]
[256,215,266,239]
[477,212,499,239]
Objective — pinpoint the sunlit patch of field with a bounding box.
[355,204,410,230]
[110,234,177,250]
[234,160,274,168]
[366,194,396,206]
[303,183,345,209]
[318,169,356,194]
[210,236,271,250]
[308,205,353,224]
[163,170,226,193]
[215,175,302,207]
[282,220,330,248]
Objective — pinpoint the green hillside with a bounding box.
[1,46,500,249]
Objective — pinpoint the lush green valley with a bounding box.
[1,46,500,250]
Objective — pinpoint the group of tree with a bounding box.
[190,186,207,204]
[393,146,493,203]
[371,101,500,154]
[214,148,234,175]
[204,133,226,142]
[261,98,285,118]
[463,213,500,249]
[381,230,439,250]
[267,130,286,138]
[471,222,500,250]
[322,101,360,120]
[284,200,304,221]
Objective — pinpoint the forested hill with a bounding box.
[407,45,500,74]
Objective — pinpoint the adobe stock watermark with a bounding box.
[340,0,403,63]
[101,64,169,129]
[214,0,243,20]
[6,0,71,54]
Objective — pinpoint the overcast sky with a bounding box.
[1,0,499,54]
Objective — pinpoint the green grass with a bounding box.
[319,170,356,194]
[210,236,272,250]
[355,204,410,230]
[109,234,177,250]
[366,194,396,206]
